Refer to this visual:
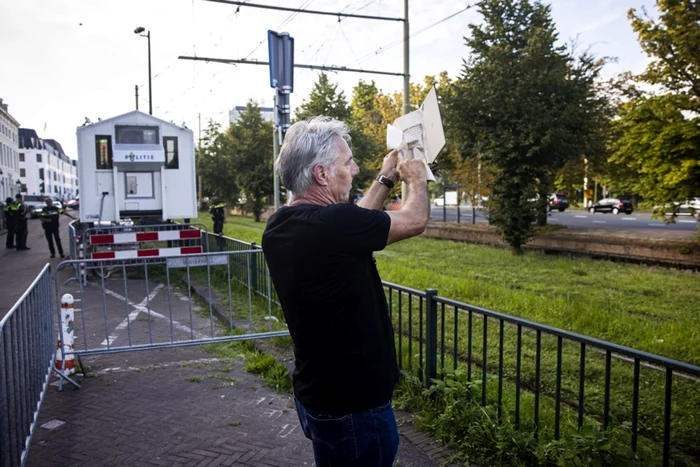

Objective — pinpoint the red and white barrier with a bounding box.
[92,246,202,260]
[89,229,201,245]
[56,294,75,375]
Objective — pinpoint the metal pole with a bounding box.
[135,85,139,110]
[457,185,461,224]
[273,94,281,211]
[147,31,153,115]
[401,0,409,205]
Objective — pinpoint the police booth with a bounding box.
[76,110,197,224]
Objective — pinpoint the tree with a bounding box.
[229,101,274,222]
[446,0,607,252]
[608,0,700,218]
[196,120,240,208]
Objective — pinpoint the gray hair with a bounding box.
[275,116,351,195]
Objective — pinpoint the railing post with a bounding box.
[425,289,438,385]
[250,242,259,291]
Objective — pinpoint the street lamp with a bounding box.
[134,27,152,115]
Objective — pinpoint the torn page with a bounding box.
[386,86,445,182]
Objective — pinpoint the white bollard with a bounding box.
[56,294,76,375]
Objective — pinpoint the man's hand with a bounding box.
[398,159,427,185]
[380,150,399,182]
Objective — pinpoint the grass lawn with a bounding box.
[194,214,699,365]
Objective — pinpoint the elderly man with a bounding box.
[262,116,429,466]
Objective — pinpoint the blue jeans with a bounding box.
[295,399,399,466]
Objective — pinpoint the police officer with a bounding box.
[209,194,226,235]
[3,197,16,249]
[13,193,30,250]
[39,198,76,258]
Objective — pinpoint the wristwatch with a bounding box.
[376,175,395,189]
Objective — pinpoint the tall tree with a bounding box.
[608,0,700,218]
[447,0,606,252]
[196,120,240,208]
[229,101,274,222]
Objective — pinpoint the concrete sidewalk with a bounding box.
[27,349,448,466]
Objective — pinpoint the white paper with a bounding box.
[386,85,445,182]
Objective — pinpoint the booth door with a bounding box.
[122,171,161,212]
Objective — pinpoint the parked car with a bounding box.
[660,197,700,218]
[549,193,569,212]
[434,191,458,207]
[589,198,634,215]
[66,195,80,210]
[20,194,45,212]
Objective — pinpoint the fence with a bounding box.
[384,283,700,467]
[53,250,288,365]
[0,265,55,467]
[202,230,699,466]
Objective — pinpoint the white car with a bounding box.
[661,198,700,218]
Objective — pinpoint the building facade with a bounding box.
[0,98,21,202]
[18,129,78,200]
[229,105,274,125]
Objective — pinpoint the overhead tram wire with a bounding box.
[348,3,474,68]
[170,0,315,117]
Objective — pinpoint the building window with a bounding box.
[53,171,57,181]
[19,153,24,162]
[36,153,42,162]
[115,125,159,144]
[20,168,25,177]
[95,135,113,170]
[39,168,44,180]
[163,136,179,169]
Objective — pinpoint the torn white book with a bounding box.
[386,85,446,182]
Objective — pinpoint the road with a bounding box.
[430,206,699,232]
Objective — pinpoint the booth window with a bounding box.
[95,135,113,169]
[164,136,179,169]
[115,125,159,144]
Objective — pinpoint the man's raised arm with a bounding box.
[386,160,430,245]
[357,151,399,211]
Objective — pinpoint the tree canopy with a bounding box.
[446,0,606,252]
[606,0,700,217]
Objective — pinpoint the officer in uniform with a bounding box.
[13,194,30,250]
[3,197,16,249]
[209,194,226,235]
[39,198,76,258]
[209,194,226,250]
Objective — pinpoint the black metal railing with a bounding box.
[198,229,700,466]
[383,281,700,466]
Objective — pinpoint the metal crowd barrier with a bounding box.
[53,250,288,363]
[0,265,54,467]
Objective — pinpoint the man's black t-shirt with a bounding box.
[262,203,399,414]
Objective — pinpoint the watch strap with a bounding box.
[377,175,395,189]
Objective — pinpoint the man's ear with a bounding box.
[313,165,328,186]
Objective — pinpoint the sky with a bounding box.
[0,0,657,159]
